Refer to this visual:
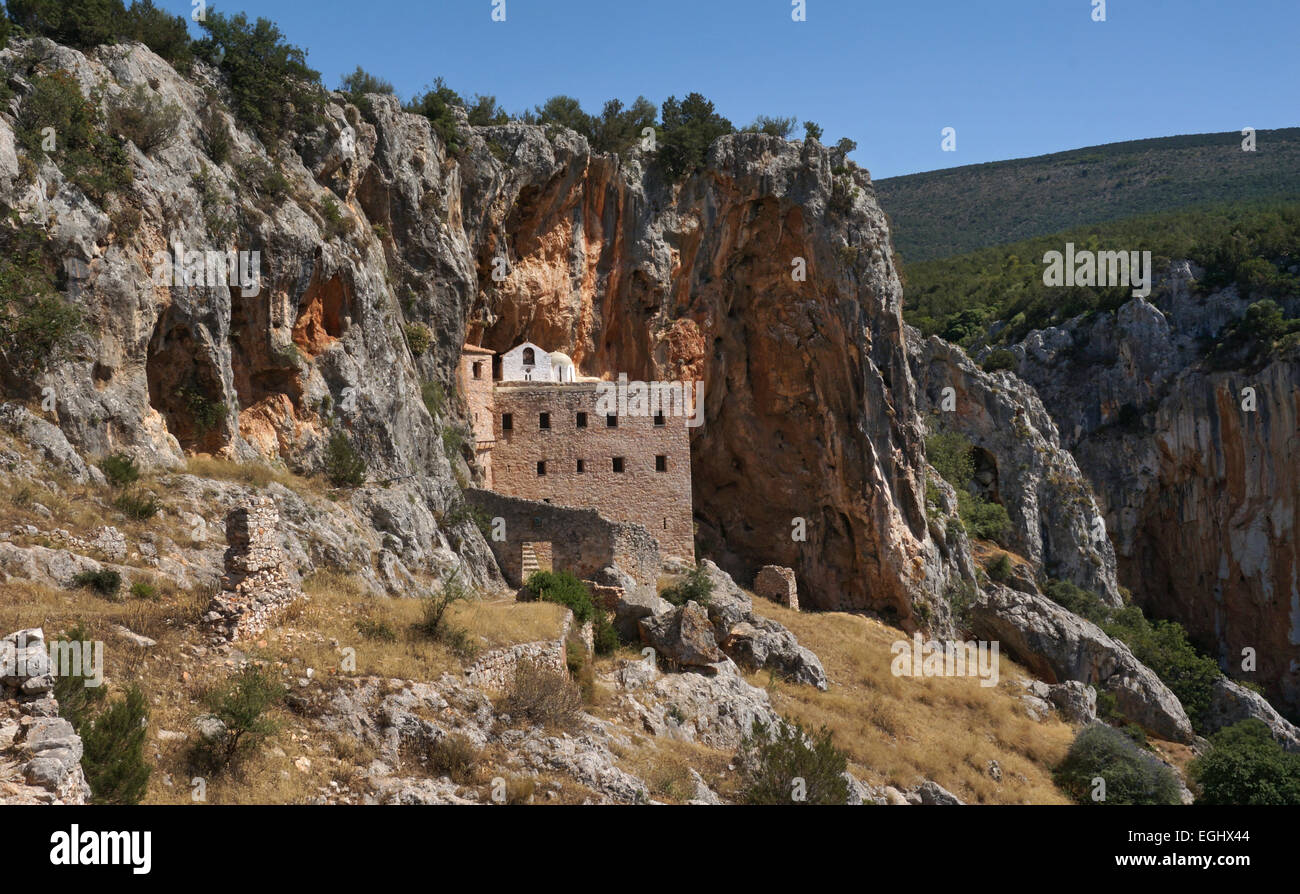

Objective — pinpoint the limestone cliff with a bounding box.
[0,38,961,623]
[1009,264,1300,715]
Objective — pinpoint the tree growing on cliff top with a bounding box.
[195,10,323,147]
[656,92,734,180]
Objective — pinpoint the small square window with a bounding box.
[612,457,624,473]
[653,413,665,428]
[539,412,550,430]
[606,414,618,428]
[537,461,546,476]
[576,412,588,428]
[576,459,585,473]
[502,413,513,431]
[655,455,667,472]
[472,361,483,380]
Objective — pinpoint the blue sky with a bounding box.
[169,0,1298,179]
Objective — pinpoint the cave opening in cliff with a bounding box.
[970,446,1002,505]
[230,292,304,416]
[146,310,228,453]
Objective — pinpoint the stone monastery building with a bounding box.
[457,342,694,561]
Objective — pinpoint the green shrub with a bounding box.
[107,84,181,154]
[405,78,463,154]
[466,93,508,126]
[337,65,393,118]
[16,70,133,203]
[113,491,159,520]
[803,121,823,141]
[324,431,367,487]
[195,11,323,147]
[99,452,140,488]
[414,570,475,647]
[1042,578,1222,731]
[526,571,597,623]
[987,552,1013,582]
[72,568,122,598]
[1191,719,1300,805]
[959,491,1012,544]
[745,115,797,138]
[656,92,734,180]
[51,624,106,730]
[421,380,446,419]
[199,103,232,165]
[189,666,284,774]
[321,196,351,239]
[129,580,158,600]
[660,565,714,607]
[0,219,74,373]
[7,0,122,49]
[925,430,975,488]
[740,717,850,805]
[404,322,432,355]
[81,684,151,804]
[1054,723,1182,805]
[981,349,1018,373]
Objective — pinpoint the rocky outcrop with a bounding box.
[1009,266,1300,713]
[908,330,1121,604]
[1202,678,1300,752]
[1,629,91,805]
[971,585,1193,742]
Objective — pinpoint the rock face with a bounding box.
[0,37,963,631]
[909,330,1121,605]
[1010,267,1300,713]
[971,585,1193,742]
[1202,678,1300,752]
[0,629,92,805]
[204,497,302,642]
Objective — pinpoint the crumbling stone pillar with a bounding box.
[204,497,301,642]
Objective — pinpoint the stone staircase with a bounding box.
[520,542,540,580]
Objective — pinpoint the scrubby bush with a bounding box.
[51,625,106,730]
[72,569,122,598]
[1191,719,1300,805]
[99,453,140,488]
[338,65,394,118]
[525,571,619,655]
[660,564,714,607]
[195,11,323,147]
[81,684,151,804]
[107,84,182,154]
[7,0,122,49]
[17,70,133,203]
[128,580,157,599]
[354,617,397,643]
[324,431,367,487]
[113,491,160,520]
[925,429,1011,545]
[987,552,1013,582]
[502,656,583,729]
[189,666,284,774]
[122,0,192,68]
[739,717,850,805]
[404,322,432,355]
[199,103,232,165]
[981,349,1018,373]
[745,115,797,138]
[405,78,463,154]
[803,121,823,141]
[421,380,446,418]
[1054,723,1182,805]
[414,571,475,650]
[427,733,480,783]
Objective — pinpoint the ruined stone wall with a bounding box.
[488,382,694,560]
[465,488,660,594]
[204,497,301,642]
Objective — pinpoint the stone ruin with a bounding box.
[204,497,301,643]
[754,565,798,611]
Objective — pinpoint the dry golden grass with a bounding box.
[609,735,738,804]
[744,598,1075,804]
[183,455,322,496]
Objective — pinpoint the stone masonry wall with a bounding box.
[458,346,497,484]
[204,497,302,643]
[489,381,694,560]
[465,488,660,595]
